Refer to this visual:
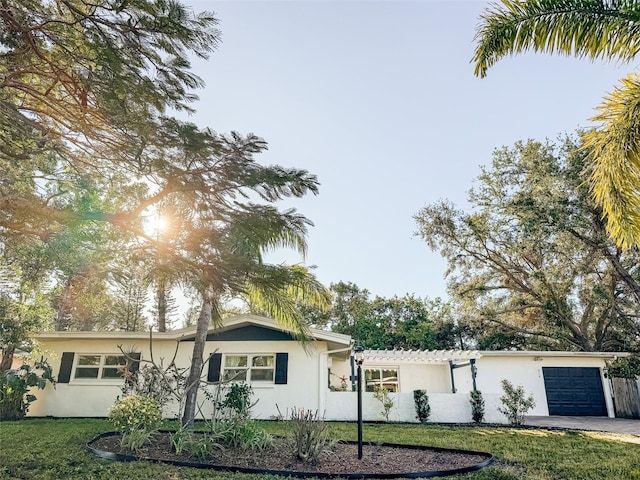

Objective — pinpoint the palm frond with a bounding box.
[209,300,225,330]
[583,72,640,248]
[245,264,331,342]
[225,206,311,260]
[473,0,640,77]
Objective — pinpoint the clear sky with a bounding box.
[182,0,629,301]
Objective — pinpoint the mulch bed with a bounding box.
[88,432,493,478]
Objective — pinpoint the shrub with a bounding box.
[0,358,54,420]
[498,379,535,425]
[286,407,336,463]
[469,390,485,423]
[220,382,253,418]
[201,382,272,452]
[413,389,430,423]
[373,385,394,422]
[109,394,162,452]
[205,382,256,422]
[109,394,162,433]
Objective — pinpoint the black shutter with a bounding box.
[58,352,75,383]
[128,352,141,373]
[207,353,222,382]
[275,353,288,385]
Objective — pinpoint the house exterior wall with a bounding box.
[327,351,616,423]
[29,324,617,424]
[30,338,138,417]
[477,353,615,418]
[329,361,453,393]
[29,337,331,420]
[398,363,452,393]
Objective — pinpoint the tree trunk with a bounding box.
[181,299,212,429]
[0,344,15,372]
[157,278,167,332]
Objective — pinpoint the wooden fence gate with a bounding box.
[612,378,640,419]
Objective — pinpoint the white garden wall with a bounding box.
[325,391,505,424]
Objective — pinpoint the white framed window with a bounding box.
[73,354,127,381]
[364,367,399,392]
[223,354,275,382]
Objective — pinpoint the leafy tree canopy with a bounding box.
[415,135,640,352]
[302,281,467,350]
[473,0,640,249]
[1,0,222,340]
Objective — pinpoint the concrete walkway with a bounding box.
[525,415,640,435]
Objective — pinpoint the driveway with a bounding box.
[525,415,640,435]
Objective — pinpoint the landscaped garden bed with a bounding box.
[1,419,639,479]
[88,430,493,478]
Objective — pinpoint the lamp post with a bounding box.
[354,345,364,460]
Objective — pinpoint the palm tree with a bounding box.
[125,125,333,430]
[181,206,330,429]
[473,0,640,248]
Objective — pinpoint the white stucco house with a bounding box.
[28,314,627,423]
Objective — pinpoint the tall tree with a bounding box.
[109,258,150,332]
[0,0,221,259]
[415,135,640,352]
[148,202,185,332]
[312,282,372,334]
[371,296,466,350]
[167,138,332,427]
[1,1,331,428]
[473,0,640,249]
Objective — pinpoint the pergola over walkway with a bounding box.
[363,349,482,393]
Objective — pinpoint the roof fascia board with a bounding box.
[33,314,352,346]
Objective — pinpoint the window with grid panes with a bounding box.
[73,354,127,380]
[222,354,275,382]
[364,367,399,392]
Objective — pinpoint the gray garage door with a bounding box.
[542,367,607,416]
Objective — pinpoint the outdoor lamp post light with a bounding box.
[354,345,365,460]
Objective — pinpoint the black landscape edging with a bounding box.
[87,431,494,479]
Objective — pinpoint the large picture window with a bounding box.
[364,367,399,392]
[73,354,127,380]
[223,354,275,382]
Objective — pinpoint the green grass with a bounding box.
[0,418,638,480]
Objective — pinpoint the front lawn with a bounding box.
[0,419,638,480]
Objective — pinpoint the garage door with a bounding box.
[542,367,607,416]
